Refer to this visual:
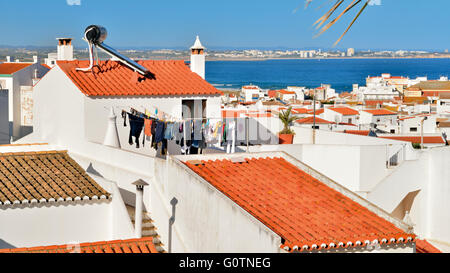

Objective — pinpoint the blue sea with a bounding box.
[205,58,450,93]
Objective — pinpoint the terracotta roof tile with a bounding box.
[277,90,296,95]
[292,108,309,114]
[343,130,370,136]
[0,63,33,75]
[307,108,324,115]
[0,237,161,253]
[184,157,415,252]
[57,60,222,97]
[416,239,441,253]
[363,109,397,116]
[328,107,359,115]
[296,116,333,124]
[379,136,445,144]
[0,150,110,205]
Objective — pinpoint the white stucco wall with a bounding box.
[367,146,450,249]
[84,94,221,156]
[0,169,135,249]
[0,200,112,249]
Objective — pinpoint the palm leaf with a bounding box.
[333,0,369,46]
[306,0,371,45]
[314,0,360,38]
[313,0,343,29]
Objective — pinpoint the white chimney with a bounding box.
[190,35,206,79]
[132,179,149,238]
[6,56,11,62]
[57,38,74,61]
[103,107,121,148]
[33,56,38,63]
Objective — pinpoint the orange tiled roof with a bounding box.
[57,60,222,97]
[267,90,277,98]
[184,157,415,252]
[379,136,445,144]
[344,130,370,136]
[296,116,333,124]
[0,63,33,75]
[277,89,296,95]
[363,109,397,116]
[41,63,52,70]
[0,237,160,253]
[307,108,324,115]
[292,108,309,114]
[0,150,110,205]
[364,100,393,106]
[328,107,359,115]
[416,239,441,253]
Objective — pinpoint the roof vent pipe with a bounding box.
[77,25,150,76]
[132,179,149,238]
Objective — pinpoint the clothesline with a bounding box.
[122,108,238,155]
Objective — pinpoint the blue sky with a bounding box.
[0,0,449,50]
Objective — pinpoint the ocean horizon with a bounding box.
[205,58,450,93]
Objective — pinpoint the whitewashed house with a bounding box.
[0,144,134,249]
[323,107,359,125]
[0,59,49,143]
[399,115,437,134]
[241,85,263,102]
[437,93,450,117]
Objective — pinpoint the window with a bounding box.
[312,126,320,129]
[376,118,381,122]
[410,127,418,132]
[390,129,395,133]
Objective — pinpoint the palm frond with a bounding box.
[278,107,299,134]
[314,0,360,38]
[313,0,344,30]
[333,0,369,46]
[306,0,371,45]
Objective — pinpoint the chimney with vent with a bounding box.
[57,38,74,61]
[132,179,149,238]
[190,35,205,79]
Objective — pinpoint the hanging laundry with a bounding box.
[164,122,175,140]
[128,113,144,148]
[192,120,203,149]
[144,119,153,137]
[122,110,128,127]
[154,120,166,144]
[174,122,184,145]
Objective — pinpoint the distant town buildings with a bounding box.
[347,48,355,57]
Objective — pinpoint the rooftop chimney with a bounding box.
[6,56,11,62]
[132,179,149,238]
[103,107,121,148]
[57,38,74,61]
[33,56,38,63]
[190,35,206,79]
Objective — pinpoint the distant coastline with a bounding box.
[206,55,450,62]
